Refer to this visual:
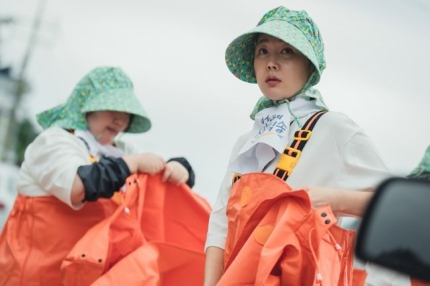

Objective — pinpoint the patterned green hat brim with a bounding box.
[81,89,151,133]
[226,20,321,85]
[36,104,78,130]
[36,89,151,134]
[36,66,151,134]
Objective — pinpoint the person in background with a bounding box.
[0,66,195,285]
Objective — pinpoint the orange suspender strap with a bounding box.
[273,110,326,181]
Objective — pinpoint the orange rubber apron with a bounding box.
[218,172,357,286]
[0,173,210,286]
[0,194,117,285]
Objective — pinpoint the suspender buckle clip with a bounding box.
[294,130,312,141]
[277,147,302,175]
[232,173,241,184]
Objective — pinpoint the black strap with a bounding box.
[77,136,91,152]
[232,111,327,184]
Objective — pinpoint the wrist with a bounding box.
[122,155,138,173]
[331,189,346,214]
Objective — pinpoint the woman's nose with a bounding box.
[266,57,279,71]
[113,115,129,127]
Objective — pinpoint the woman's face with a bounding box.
[254,34,314,101]
[86,111,130,145]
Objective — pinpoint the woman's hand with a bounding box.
[162,160,189,185]
[123,153,165,175]
[137,153,165,174]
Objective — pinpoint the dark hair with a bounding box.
[124,114,134,132]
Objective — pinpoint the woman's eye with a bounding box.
[257,48,268,54]
[282,47,293,54]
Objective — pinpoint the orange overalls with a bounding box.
[218,172,359,286]
[0,173,210,286]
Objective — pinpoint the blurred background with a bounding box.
[0,0,429,227]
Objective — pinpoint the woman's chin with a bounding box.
[263,93,292,102]
[98,137,115,146]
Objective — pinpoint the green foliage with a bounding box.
[14,118,39,166]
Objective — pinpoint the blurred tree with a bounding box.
[1,0,46,164]
[14,118,39,167]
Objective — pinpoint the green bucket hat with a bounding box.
[36,66,151,133]
[225,6,326,87]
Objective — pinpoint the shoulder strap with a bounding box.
[68,129,98,163]
[231,111,327,184]
[273,111,326,181]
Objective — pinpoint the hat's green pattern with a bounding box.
[225,6,326,85]
[225,6,328,120]
[36,67,151,133]
[408,146,430,180]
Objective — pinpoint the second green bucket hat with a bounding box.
[225,6,326,87]
[408,146,430,180]
[36,66,151,134]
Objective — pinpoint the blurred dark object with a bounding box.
[0,67,11,76]
[0,16,14,25]
[356,177,430,282]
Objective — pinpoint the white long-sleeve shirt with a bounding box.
[17,127,135,208]
[206,111,394,250]
[206,111,413,285]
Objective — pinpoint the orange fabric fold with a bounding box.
[0,173,210,286]
[219,172,360,286]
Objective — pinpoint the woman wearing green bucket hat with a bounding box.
[0,66,198,284]
[33,66,195,202]
[204,6,398,286]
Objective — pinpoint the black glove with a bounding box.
[167,157,195,188]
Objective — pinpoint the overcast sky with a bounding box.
[1,0,430,205]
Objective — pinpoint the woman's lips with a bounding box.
[266,76,281,87]
[106,127,119,135]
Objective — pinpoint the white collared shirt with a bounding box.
[17,127,136,208]
[205,111,395,250]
